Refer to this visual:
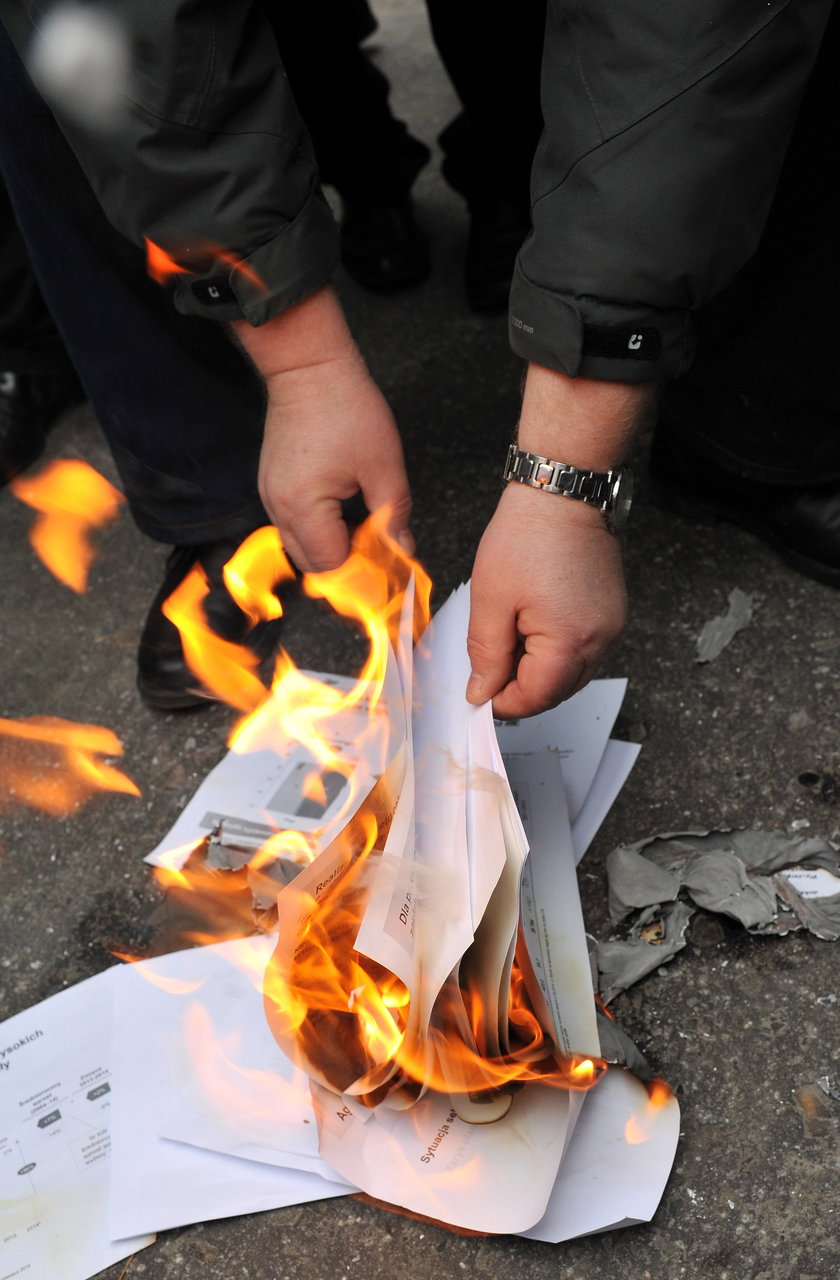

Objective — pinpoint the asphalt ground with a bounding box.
[2,3,840,1277]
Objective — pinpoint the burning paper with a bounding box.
[253,586,663,1233]
[107,936,676,1244]
[127,513,670,1236]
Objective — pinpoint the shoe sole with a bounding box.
[136,676,220,712]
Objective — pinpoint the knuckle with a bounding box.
[466,633,503,670]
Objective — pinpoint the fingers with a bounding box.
[466,600,593,719]
[262,448,413,574]
[270,497,352,575]
[489,647,589,720]
[359,459,414,556]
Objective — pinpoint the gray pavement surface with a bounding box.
[3,4,840,1277]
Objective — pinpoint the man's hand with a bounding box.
[258,352,412,572]
[231,286,412,572]
[466,362,654,718]
[467,483,626,717]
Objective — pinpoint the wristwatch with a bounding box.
[502,444,634,533]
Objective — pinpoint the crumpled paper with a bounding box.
[596,828,840,1002]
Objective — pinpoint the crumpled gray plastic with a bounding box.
[596,828,840,1001]
[596,901,693,1005]
[595,1010,654,1080]
[695,588,754,662]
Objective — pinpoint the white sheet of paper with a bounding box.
[409,585,498,1014]
[506,749,600,1058]
[571,738,641,864]
[495,678,627,822]
[313,1079,581,1235]
[0,973,153,1280]
[522,1067,681,1242]
[109,942,351,1239]
[152,935,328,1174]
[777,866,840,898]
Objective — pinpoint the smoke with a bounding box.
[28,3,131,131]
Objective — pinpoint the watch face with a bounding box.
[610,469,634,531]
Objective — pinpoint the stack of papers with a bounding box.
[1,588,678,1280]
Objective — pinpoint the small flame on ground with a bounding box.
[0,715,139,815]
[624,1078,674,1144]
[11,459,124,592]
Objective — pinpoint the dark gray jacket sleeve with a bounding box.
[511,0,833,381]
[1,0,339,325]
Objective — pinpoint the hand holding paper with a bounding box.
[467,482,627,717]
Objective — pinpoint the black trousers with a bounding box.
[0,20,268,544]
[425,0,545,210]
[0,181,72,376]
[266,0,430,204]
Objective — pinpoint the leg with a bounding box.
[652,6,840,585]
[0,180,83,480]
[265,0,431,291]
[0,22,277,707]
[425,0,546,310]
[0,19,267,546]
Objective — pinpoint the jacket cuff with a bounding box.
[508,263,695,383]
[170,186,340,325]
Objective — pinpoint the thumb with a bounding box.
[278,499,351,574]
[466,580,518,706]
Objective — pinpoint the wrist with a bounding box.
[516,363,655,469]
[230,284,358,380]
[502,443,634,533]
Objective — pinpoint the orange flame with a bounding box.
[212,247,267,293]
[624,1078,674,1144]
[264,852,605,1106]
[162,526,295,713]
[10,460,124,592]
[222,526,287,625]
[110,957,205,996]
[144,238,266,291]
[0,715,139,815]
[144,237,192,284]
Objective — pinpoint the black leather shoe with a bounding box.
[464,202,530,314]
[137,538,282,711]
[0,368,84,485]
[340,197,431,293]
[650,427,840,588]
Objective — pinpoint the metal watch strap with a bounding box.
[502,444,632,530]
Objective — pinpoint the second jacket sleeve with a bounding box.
[510,0,833,382]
